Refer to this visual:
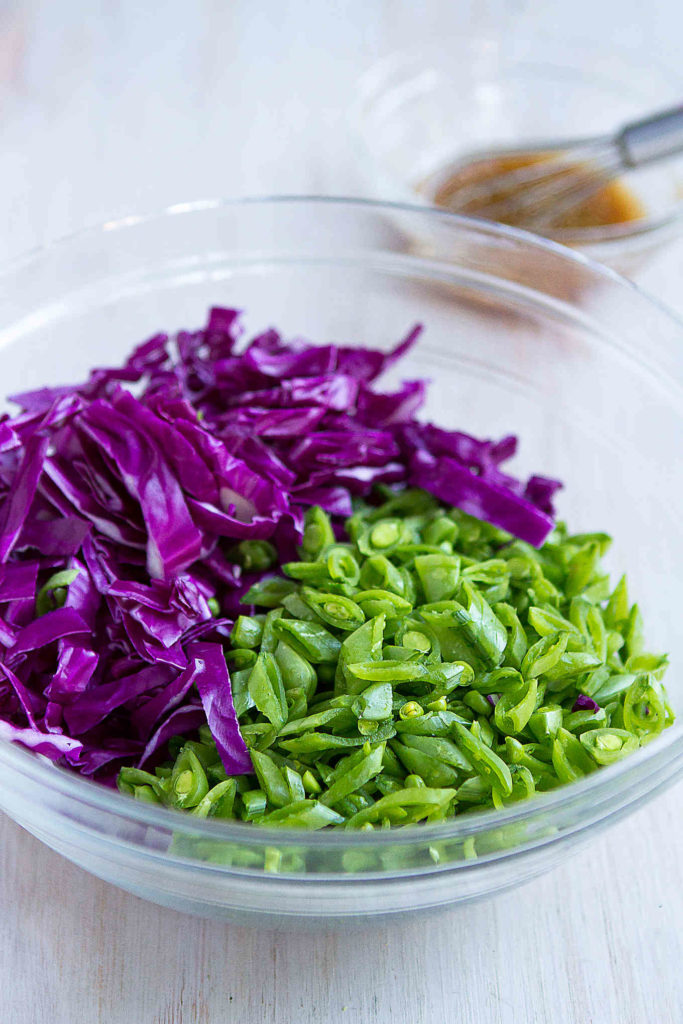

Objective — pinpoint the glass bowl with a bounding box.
[0,196,681,926]
[353,37,683,275]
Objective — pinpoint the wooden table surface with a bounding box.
[0,3,681,1022]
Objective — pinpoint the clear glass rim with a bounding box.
[1,717,681,847]
[0,193,680,849]
[353,39,683,247]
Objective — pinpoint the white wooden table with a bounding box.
[0,3,682,1022]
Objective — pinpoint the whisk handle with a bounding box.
[617,104,683,168]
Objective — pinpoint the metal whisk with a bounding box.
[440,104,683,230]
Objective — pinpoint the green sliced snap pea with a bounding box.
[327,546,361,586]
[192,779,238,819]
[233,540,277,571]
[242,576,298,608]
[359,554,406,595]
[274,641,317,698]
[300,506,335,561]
[414,553,461,603]
[452,722,513,796]
[528,705,563,742]
[494,677,538,735]
[259,800,345,829]
[170,747,209,809]
[320,744,385,807]
[230,614,265,649]
[248,652,288,730]
[344,787,456,828]
[623,675,667,741]
[273,618,341,663]
[353,681,393,723]
[300,587,366,631]
[494,602,528,669]
[250,749,291,808]
[454,582,507,668]
[36,569,81,616]
[580,728,639,765]
[551,728,599,783]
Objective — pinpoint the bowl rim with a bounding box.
[352,40,683,249]
[0,193,681,850]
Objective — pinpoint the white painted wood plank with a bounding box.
[1,782,682,1024]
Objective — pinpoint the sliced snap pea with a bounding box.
[580,728,639,765]
[623,675,667,741]
[452,722,512,796]
[354,589,413,625]
[260,607,285,654]
[277,706,355,737]
[542,651,602,685]
[494,602,528,669]
[353,681,393,722]
[551,728,599,783]
[249,749,291,808]
[359,554,406,595]
[622,604,644,660]
[527,605,577,638]
[242,576,298,608]
[36,569,80,616]
[170,747,209,809]
[562,706,607,734]
[454,582,507,668]
[401,733,472,772]
[492,765,536,808]
[273,641,317,698]
[300,506,335,561]
[248,652,288,730]
[191,779,238,819]
[391,741,459,788]
[335,614,386,694]
[225,648,258,671]
[320,744,385,807]
[346,660,429,686]
[273,618,341,664]
[327,545,361,586]
[233,540,277,571]
[283,765,306,802]
[462,559,508,587]
[230,614,265,649]
[414,553,461,603]
[231,666,256,718]
[240,789,268,819]
[604,574,629,628]
[343,787,456,828]
[300,587,366,631]
[521,632,568,680]
[494,677,538,735]
[357,518,408,557]
[528,705,563,742]
[259,800,345,829]
[279,722,396,755]
[394,709,470,736]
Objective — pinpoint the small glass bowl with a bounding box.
[0,197,681,926]
[353,37,683,275]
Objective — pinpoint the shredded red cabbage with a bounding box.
[572,694,601,713]
[0,308,561,778]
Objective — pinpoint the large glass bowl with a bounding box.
[0,197,680,926]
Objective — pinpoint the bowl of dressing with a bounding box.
[353,36,683,275]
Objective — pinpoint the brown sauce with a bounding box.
[428,152,646,231]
